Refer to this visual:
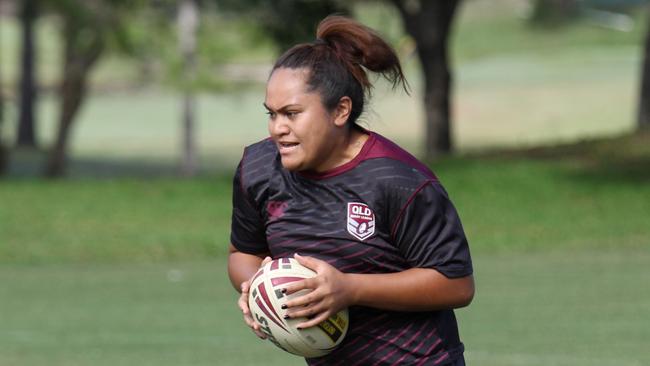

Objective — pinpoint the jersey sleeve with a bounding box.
[230,161,268,254]
[391,181,473,278]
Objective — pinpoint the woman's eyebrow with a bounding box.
[263,103,301,112]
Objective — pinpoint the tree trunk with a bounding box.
[45,73,84,177]
[529,0,580,26]
[421,46,452,156]
[260,0,351,54]
[178,0,199,177]
[391,0,460,159]
[44,22,104,178]
[17,0,39,148]
[0,48,5,176]
[638,8,650,131]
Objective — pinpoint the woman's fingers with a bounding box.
[285,300,325,319]
[238,283,249,311]
[255,255,349,330]
[283,277,316,296]
[293,253,322,270]
[295,311,331,330]
[239,280,267,339]
[284,299,335,329]
[251,322,267,339]
[241,303,266,338]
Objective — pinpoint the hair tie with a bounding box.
[313,38,328,46]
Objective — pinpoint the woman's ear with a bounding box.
[333,96,352,127]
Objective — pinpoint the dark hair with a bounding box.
[271,15,409,125]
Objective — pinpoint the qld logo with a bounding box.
[347,203,375,241]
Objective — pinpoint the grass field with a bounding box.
[2,137,650,364]
[1,250,649,366]
[2,133,649,262]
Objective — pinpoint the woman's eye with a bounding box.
[266,111,276,118]
[286,111,298,118]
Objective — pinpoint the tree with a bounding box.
[145,0,226,176]
[215,0,349,54]
[44,0,135,177]
[390,0,461,158]
[17,0,39,148]
[235,0,459,158]
[257,0,350,53]
[178,0,199,176]
[529,0,580,26]
[638,7,650,131]
[43,0,224,177]
[0,45,6,176]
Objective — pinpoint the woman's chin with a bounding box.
[280,157,302,171]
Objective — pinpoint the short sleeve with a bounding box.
[391,182,473,278]
[230,162,268,254]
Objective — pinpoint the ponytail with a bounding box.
[272,15,408,125]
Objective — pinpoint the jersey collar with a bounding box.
[297,131,376,180]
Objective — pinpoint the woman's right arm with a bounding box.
[228,244,267,291]
[228,244,270,338]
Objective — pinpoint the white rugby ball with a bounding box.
[248,257,349,358]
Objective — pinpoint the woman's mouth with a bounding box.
[278,141,299,153]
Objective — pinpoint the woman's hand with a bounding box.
[237,256,272,339]
[283,253,357,329]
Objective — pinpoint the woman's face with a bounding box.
[265,67,347,172]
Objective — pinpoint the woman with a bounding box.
[228,15,474,366]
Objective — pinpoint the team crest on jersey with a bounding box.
[347,202,375,241]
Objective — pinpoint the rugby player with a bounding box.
[228,15,475,366]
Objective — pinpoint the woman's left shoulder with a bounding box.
[363,132,438,185]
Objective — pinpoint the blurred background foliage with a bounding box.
[1,0,649,177]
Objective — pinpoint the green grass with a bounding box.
[1,250,649,366]
[440,153,650,252]
[0,177,233,263]
[452,3,645,61]
[2,132,649,263]
[460,250,650,366]
[2,135,648,364]
[0,260,303,366]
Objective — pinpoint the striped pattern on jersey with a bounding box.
[231,131,472,365]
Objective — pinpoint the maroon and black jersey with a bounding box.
[231,131,473,366]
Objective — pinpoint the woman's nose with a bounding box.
[269,117,290,136]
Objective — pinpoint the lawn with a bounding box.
[2,132,649,263]
[1,250,649,366]
[2,135,650,364]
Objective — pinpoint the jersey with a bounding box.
[230,131,473,366]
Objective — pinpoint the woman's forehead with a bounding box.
[267,68,309,91]
[265,68,318,108]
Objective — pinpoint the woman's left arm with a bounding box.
[283,254,475,329]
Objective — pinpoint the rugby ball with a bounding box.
[248,258,349,358]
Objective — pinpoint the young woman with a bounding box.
[228,15,474,366]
